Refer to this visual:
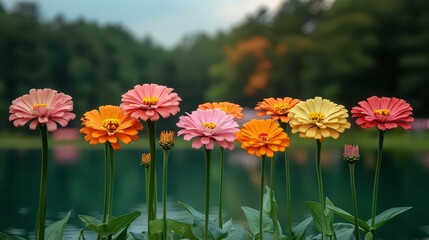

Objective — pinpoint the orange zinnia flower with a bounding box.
[198,102,243,119]
[235,119,290,157]
[255,97,300,123]
[80,105,143,150]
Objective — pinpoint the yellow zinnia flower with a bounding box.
[235,119,290,157]
[288,96,351,141]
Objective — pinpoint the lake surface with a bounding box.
[1,144,429,239]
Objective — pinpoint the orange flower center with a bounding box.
[142,96,159,105]
[309,112,325,122]
[102,118,120,133]
[273,103,290,114]
[259,133,268,142]
[203,121,216,129]
[373,109,390,116]
[32,103,47,109]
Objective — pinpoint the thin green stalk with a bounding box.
[270,157,280,239]
[285,148,293,240]
[218,148,225,228]
[370,130,385,237]
[349,164,360,240]
[162,149,170,239]
[204,148,212,240]
[315,140,326,239]
[108,144,115,222]
[35,124,48,240]
[260,155,266,240]
[145,167,149,226]
[147,120,157,234]
[103,143,109,223]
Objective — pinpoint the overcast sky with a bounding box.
[1,0,284,48]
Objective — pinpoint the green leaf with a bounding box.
[107,211,141,235]
[69,228,85,240]
[332,223,355,240]
[241,206,274,235]
[370,207,412,230]
[326,205,370,231]
[45,210,72,240]
[364,232,373,240]
[225,226,253,240]
[305,201,325,234]
[149,219,195,239]
[114,226,129,240]
[0,232,26,240]
[78,215,107,236]
[292,216,312,240]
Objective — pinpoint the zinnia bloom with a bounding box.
[120,83,181,122]
[9,88,76,132]
[351,96,414,131]
[80,105,143,150]
[288,96,351,140]
[177,109,239,150]
[255,97,300,123]
[198,102,243,119]
[235,119,290,157]
[344,144,360,163]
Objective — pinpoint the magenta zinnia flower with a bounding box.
[9,88,76,132]
[351,96,414,131]
[120,83,182,122]
[177,109,239,150]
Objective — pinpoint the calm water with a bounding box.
[1,144,429,239]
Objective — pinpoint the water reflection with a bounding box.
[1,147,429,239]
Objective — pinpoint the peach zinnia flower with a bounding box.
[177,109,239,150]
[235,119,290,157]
[120,83,182,122]
[255,97,300,123]
[288,96,351,141]
[351,96,414,131]
[80,105,143,150]
[198,102,243,119]
[9,88,76,132]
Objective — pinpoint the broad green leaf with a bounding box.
[292,216,312,240]
[364,232,373,240]
[262,186,283,237]
[0,232,26,240]
[149,218,195,239]
[178,201,204,219]
[225,226,252,240]
[305,201,324,234]
[326,205,370,231]
[78,215,108,235]
[114,226,128,240]
[241,206,274,235]
[332,223,355,240]
[107,211,141,235]
[69,228,85,240]
[45,210,72,240]
[370,207,412,229]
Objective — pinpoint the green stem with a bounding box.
[103,143,109,224]
[147,120,157,234]
[204,148,212,240]
[108,144,115,222]
[371,130,385,236]
[35,124,48,240]
[349,164,360,240]
[260,155,266,240]
[315,140,326,239]
[270,156,280,239]
[285,148,293,240]
[162,149,170,239]
[218,148,225,228]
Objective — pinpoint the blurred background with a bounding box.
[0,0,429,239]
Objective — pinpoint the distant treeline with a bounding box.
[1,0,428,131]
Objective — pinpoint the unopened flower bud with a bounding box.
[344,144,360,164]
[141,153,151,168]
[159,130,174,150]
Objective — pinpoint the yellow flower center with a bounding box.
[32,103,47,109]
[102,118,120,132]
[142,96,159,105]
[309,112,325,122]
[203,121,216,129]
[373,109,390,116]
[218,107,228,112]
[273,103,290,114]
[259,133,268,142]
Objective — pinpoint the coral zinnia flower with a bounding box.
[177,109,239,150]
[288,96,351,141]
[9,88,76,132]
[255,97,300,123]
[120,83,182,122]
[351,96,414,131]
[198,102,244,119]
[235,119,290,157]
[80,105,143,150]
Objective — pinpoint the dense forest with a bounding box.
[1,0,428,131]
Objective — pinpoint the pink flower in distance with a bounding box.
[351,96,414,131]
[9,88,76,132]
[177,109,239,150]
[120,83,181,122]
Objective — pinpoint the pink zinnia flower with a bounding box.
[351,96,414,131]
[177,109,239,150]
[343,144,360,163]
[9,88,76,132]
[120,83,181,122]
